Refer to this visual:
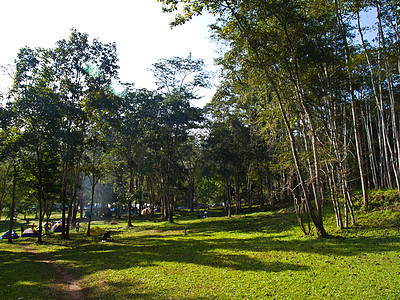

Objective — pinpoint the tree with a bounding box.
[151,53,210,96]
[11,46,62,243]
[150,55,207,222]
[111,88,162,227]
[157,0,354,236]
[53,29,120,239]
[0,103,22,243]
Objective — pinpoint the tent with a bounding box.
[50,222,62,233]
[141,208,151,215]
[44,222,53,231]
[21,228,38,237]
[1,230,19,239]
[85,226,104,236]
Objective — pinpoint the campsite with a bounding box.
[1,0,400,299]
[1,200,400,300]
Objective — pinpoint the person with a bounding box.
[44,222,52,232]
[203,210,208,218]
[21,225,25,233]
[102,231,111,241]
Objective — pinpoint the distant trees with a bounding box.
[148,55,206,222]
[1,28,212,239]
[111,88,163,227]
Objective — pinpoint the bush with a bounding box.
[355,189,400,210]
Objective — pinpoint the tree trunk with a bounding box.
[274,82,327,237]
[336,0,368,209]
[7,162,17,244]
[247,168,252,208]
[327,163,342,229]
[376,3,400,194]
[66,163,81,239]
[234,167,240,215]
[257,168,264,208]
[168,193,175,223]
[127,168,134,227]
[189,175,195,212]
[86,175,97,237]
[36,147,44,244]
[226,176,232,217]
[61,163,69,239]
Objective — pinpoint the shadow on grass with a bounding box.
[0,248,76,299]
[151,209,300,235]
[37,227,400,278]
[82,277,159,300]
[27,209,400,273]
[2,209,400,299]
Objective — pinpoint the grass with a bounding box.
[1,206,400,299]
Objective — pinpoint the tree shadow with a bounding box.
[33,209,400,277]
[3,209,400,299]
[0,248,70,299]
[161,210,299,235]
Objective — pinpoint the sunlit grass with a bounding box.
[1,206,400,299]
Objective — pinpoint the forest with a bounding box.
[1,0,400,243]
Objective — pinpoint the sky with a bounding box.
[0,0,219,106]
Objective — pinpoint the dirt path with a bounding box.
[21,245,86,300]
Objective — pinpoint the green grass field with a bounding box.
[1,206,400,299]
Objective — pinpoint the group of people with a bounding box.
[198,210,208,219]
[20,223,37,234]
[18,223,39,237]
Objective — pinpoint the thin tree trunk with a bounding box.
[363,96,378,188]
[258,168,264,208]
[226,176,232,217]
[376,3,400,193]
[234,167,240,215]
[357,9,398,190]
[36,146,44,243]
[127,168,134,227]
[189,175,195,212]
[247,167,252,208]
[328,162,343,229]
[86,175,97,237]
[7,162,17,243]
[336,0,368,209]
[61,163,69,239]
[274,84,327,236]
[66,162,81,239]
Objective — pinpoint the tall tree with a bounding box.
[12,47,62,243]
[53,29,120,239]
[150,55,206,222]
[112,88,162,227]
[0,103,22,243]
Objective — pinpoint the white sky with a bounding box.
[0,0,219,105]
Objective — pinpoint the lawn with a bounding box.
[1,206,399,299]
